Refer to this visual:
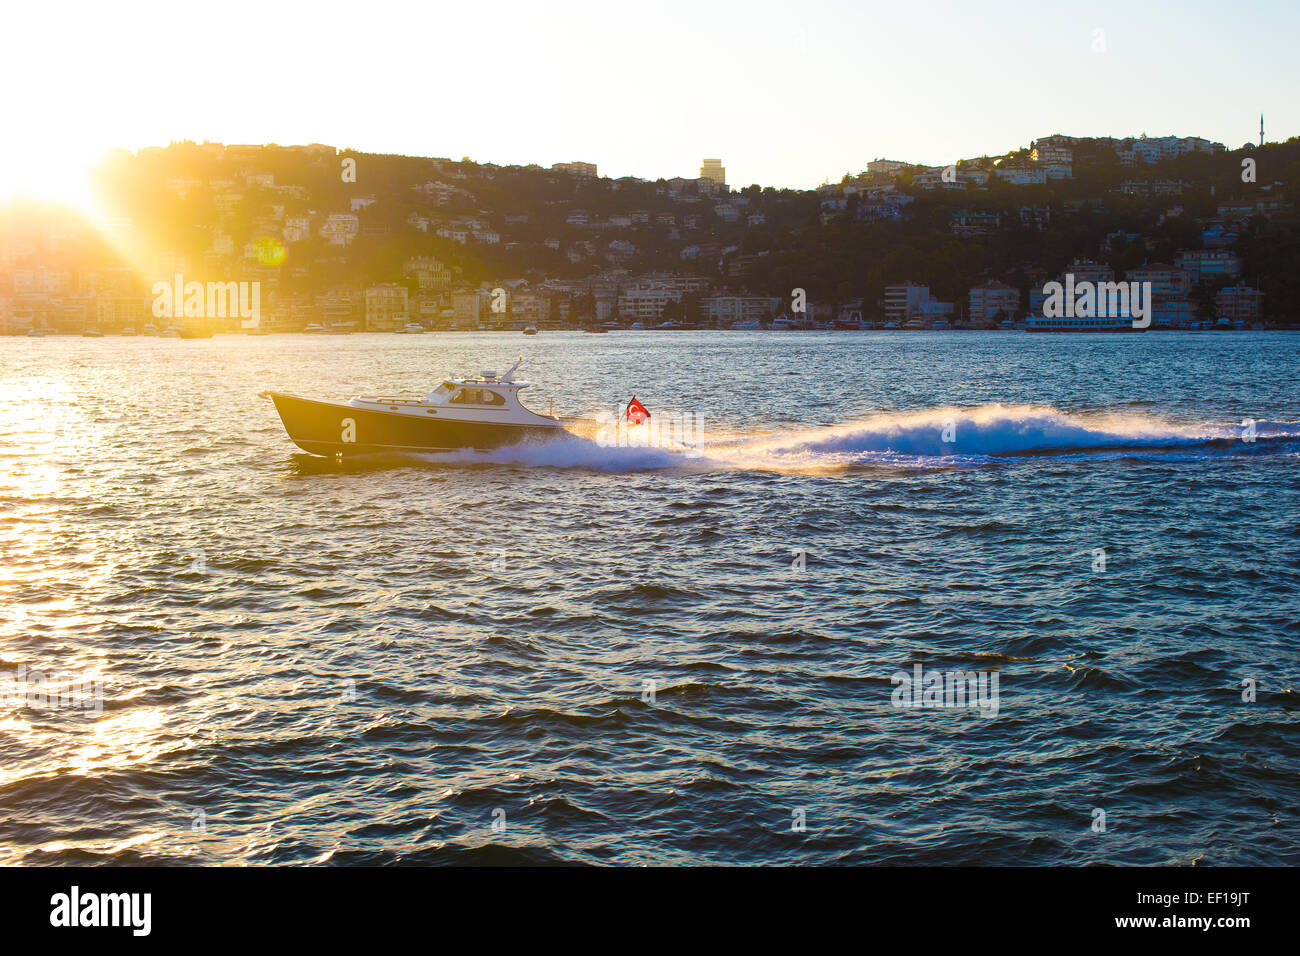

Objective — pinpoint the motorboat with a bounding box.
[303,323,326,334]
[770,314,814,331]
[262,359,585,457]
[399,323,426,334]
[522,326,538,335]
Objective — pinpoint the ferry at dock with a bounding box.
[1024,313,1144,332]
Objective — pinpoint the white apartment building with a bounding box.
[866,159,919,179]
[451,291,486,328]
[617,288,681,322]
[969,281,1020,321]
[995,165,1048,186]
[1129,135,1226,164]
[404,256,453,291]
[1067,258,1115,284]
[1176,249,1242,283]
[884,283,932,323]
[364,284,409,331]
[1126,263,1191,298]
[626,275,713,295]
[703,295,780,326]
[1030,145,1073,164]
[913,167,967,190]
[436,224,470,244]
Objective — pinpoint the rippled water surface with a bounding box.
[2,331,1298,865]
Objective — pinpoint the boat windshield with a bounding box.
[423,382,451,400]
[449,387,506,406]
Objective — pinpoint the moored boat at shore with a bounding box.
[1024,313,1144,332]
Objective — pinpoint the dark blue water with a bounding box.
[1,331,1297,864]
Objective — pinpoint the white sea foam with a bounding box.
[413,405,1300,473]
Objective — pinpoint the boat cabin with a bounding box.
[347,359,557,425]
[426,378,519,407]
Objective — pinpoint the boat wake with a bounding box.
[412,404,1300,473]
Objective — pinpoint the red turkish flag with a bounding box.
[625,397,651,425]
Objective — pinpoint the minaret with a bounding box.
[1260,114,1264,148]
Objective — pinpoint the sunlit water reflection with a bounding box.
[1,331,1297,864]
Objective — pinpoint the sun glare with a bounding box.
[0,148,105,220]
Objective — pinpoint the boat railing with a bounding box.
[354,396,427,406]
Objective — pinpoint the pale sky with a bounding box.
[3,0,1296,197]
